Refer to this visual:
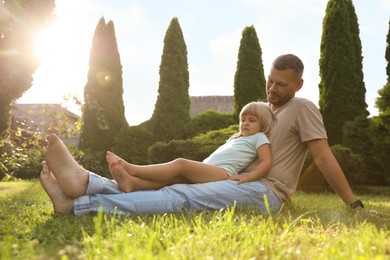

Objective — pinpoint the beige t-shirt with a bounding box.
[245,97,327,203]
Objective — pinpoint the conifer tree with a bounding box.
[371,20,390,184]
[376,20,390,127]
[0,0,55,139]
[80,17,128,152]
[233,26,266,119]
[318,0,368,145]
[150,17,190,141]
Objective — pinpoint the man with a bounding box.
[40,54,367,215]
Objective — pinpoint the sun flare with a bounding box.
[23,12,90,109]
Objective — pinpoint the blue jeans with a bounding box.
[74,172,282,216]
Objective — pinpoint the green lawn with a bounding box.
[0,180,389,259]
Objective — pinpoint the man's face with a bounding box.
[266,67,303,110]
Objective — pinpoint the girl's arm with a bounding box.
[229,144,272,183]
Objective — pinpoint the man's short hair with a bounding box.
[272,54,304,79]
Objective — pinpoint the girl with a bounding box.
[107,101,275,192]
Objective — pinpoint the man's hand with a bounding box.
[355,207,385,218]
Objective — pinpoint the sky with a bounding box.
[18,0,390,126]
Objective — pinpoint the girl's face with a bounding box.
[239,114,262,136]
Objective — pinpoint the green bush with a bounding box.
[298,144,364,192]
[369,117,390,185]
[111,125,156,165]
[0,135,45,180]
[67,146,110,177]
[149,125,238,163]
[185,110,236,138]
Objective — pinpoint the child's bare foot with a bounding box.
[110,163,136,192]
[44,134,88,198]
[40,161,74,215]
[107,151,137,176]
[106,151,122,167]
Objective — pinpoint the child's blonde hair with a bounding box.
[232,101,276,139]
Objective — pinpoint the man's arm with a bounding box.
[306,139,358,206]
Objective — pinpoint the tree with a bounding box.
[370,19,390,184]
[375,20,390,128]
[79,17,128,153]
[233,26,266,119]
[150,17,190,141]
[318,0,368,145]
[0,0,55,139]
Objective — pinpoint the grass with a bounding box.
[0,180,389,259]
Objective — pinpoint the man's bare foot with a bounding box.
[40,161,74,215]
[44,134,88,198]
[110,162,136,192]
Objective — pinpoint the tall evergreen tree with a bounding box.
[80,17,128,152]
[318,0,368,145]
[371,20,390,184]
[150,17,190,141]
[0,0,55,139]
[376,20,390,127]
[233,26,266,119]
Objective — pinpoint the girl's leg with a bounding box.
[110,163,188,192]
[108,152,229,184]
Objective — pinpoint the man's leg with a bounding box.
[44,134,89,198]
[40,161,74,214]
[74,177,281,216]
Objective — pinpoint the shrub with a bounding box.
[298,144,364,192]
[185,110,236,138]
[0,117,48,180]
[111,125,156,165]
[67,146,110,177]
[149,125,238,163]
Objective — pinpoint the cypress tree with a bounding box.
[371,20,390,184]
[0,0,55,139]
[318,0,368,145]
[150,17,190,141]
[376,20,390,126]
[80,17,128,152]
[233,26,266,119]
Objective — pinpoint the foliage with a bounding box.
[80,17,128,153]
[149,125,238,163]
[111,125,157,165]
[149,139,205,163]
[386,20,390,82]
[368,20,390,186]
[233,25,266,118]
[1,181,389,259]
[0,0,55,139]
[318,0,368,145]
[369,117,390,185]
[0,119,46,180]
[67,146,110,178]
[342,116,384,185]
[298,145,365,192]
[150,17,191,141]
[185,110,236,138]
[376,82,390,127]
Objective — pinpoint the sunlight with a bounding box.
[34,23,56,64]
[23,5,91,109]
